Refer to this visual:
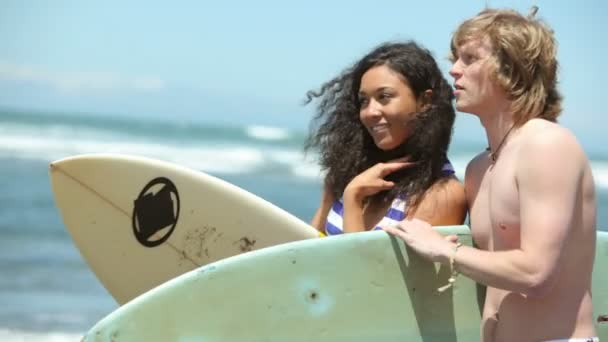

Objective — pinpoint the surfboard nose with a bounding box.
[50,154,91,174]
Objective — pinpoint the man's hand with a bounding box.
[383,218,458,264]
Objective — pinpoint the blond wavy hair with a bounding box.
[450,7,562,124]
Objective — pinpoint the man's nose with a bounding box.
[449,60,463,79]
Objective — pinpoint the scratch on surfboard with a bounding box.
[180,226,223,265]
[234,237,256,252]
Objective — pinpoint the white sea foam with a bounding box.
[0,329,81,342]
[592,161,608,191]
[0,126,606,191]
[0,133,266,175]
[245,125,289,141]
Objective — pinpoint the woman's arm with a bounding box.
[310,179,334,233]
[342,159,413,232]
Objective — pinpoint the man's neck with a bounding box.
[478,103,516,154]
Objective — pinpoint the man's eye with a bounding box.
[462,53,477,64]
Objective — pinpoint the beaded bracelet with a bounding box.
[438,242,463,293]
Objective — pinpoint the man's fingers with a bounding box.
[382,225,398,234]
[444,234,459,243]
[383,225,407,238]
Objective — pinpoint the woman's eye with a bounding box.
[379,93,392,102]
[358,97,369,107]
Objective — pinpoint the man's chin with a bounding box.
[455,103,477,115]
[455,101,468,112]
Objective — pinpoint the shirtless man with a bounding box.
[383,8,598,342]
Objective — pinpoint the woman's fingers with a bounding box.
[347,157,418,198]
[386,156,412,163]
[379,161,416,177]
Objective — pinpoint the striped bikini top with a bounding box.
[324,161,455,236]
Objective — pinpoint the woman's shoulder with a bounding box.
[434,176,465,202]
[410,176,467,225]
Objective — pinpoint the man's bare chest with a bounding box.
[470,166,520,250]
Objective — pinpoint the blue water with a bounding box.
[0,108,606,340]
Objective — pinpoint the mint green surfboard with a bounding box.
[83,227,608,341]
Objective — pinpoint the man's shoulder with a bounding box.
[466,150,490,173]
[464,151,491,186]
[520,118,571,137]
[517,119,587,167]
[519,119,580,152]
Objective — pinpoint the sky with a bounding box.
[0,0,606,154]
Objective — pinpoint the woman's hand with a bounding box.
[343,157,415,205]
[383,218,458,264]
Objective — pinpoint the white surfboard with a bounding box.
[49,153,320,305]
[83,228,608,341]
[84,227,481,341]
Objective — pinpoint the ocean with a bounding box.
[0,109,607,341]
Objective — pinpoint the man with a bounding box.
[383,7,598,342]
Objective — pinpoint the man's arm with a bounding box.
[455,126,584,296]
[384,126,586,297]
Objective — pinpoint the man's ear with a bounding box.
[418,89,433,111]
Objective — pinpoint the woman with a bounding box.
[305,41,466,235]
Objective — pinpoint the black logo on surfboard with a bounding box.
[132,177,180,247]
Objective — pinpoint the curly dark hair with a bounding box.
[305,41,456,210]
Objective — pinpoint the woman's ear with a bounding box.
[417,89,433,111]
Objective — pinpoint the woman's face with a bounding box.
[358,65,426,151]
